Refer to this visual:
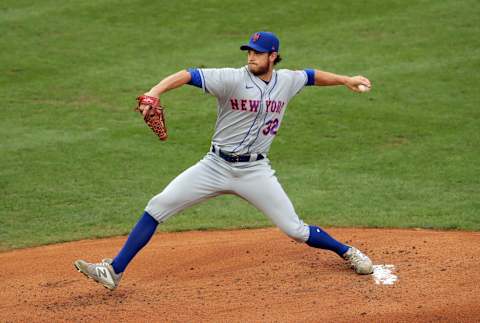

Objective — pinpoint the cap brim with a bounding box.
[240,44,270,53]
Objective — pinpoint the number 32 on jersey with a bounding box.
[263,118,279,135]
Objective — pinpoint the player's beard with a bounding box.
[248,62,270,76]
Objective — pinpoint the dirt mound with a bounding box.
[1,228,479,322]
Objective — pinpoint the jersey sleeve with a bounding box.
[286,70,309,99]
[187,68,203,88]
[195,68,236,99]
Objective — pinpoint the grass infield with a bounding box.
[1,0,479,250]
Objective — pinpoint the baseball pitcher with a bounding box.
[75,31,374,290]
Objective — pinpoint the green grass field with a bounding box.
[1,0,479,250]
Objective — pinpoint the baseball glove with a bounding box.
[135,95,168,141]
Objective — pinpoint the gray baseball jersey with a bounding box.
[199,66,309,155]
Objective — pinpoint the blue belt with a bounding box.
[211,146,264,163]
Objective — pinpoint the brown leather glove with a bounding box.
[135,95,168,141]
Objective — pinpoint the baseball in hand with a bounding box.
[357,84,371,92]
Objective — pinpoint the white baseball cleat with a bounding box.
[74,258,122,290]
[343,247,373,275]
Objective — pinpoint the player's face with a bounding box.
[247,50,274,76]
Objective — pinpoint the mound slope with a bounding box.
[1,228,479,322]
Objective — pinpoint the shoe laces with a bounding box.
[88,260,110,270]
[93,261,107,266]
[349,249,369,263]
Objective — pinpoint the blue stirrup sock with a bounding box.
[111,212,158,274]
[306,225,349,257]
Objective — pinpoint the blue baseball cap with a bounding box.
[240,31,280,53]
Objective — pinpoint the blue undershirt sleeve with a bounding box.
[305,69,315,86]
[187,68,203,88]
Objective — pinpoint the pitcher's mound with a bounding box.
[1,228,479,322]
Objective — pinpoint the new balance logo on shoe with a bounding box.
[97,268,108,279]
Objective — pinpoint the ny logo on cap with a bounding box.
[253,33,261,42]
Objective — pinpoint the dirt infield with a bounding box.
[1,228,479,322]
